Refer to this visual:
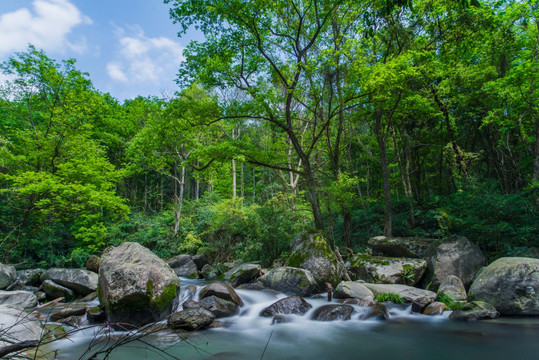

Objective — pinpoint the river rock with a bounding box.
[339,298,375,306]
[41,268,98,296]
[167,254,199,279]
[438,275,467,301]
[16,269,45,287]
[199,295,239,318]
[425,236,485,290]
[348,255,426,286]
[87,306,106,324]
[0,305,42,346]
[0,264,16,290]
[449,301,499,321]
[224,263,261,287]
[423,302,447,315]
[98,242,180,329]
[362,283,437,311]
[260,296,312,317]
[312,304,354,321]
[0,290,38,309]
[168,307,215,331]
[356,303,389,320]
[192,254,209,270]
[49,306,88,321]
[257,267,319,297]
[334,281,374,303]
[85,255,101,273]
[199,282,243,306]
[468,257,539,315]
[42,280,75,301]
[287,232,340,286]
[368,236,433,258]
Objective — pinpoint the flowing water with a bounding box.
[44,278,539,360]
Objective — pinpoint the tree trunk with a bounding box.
[375,111,392,237]
[173,166,186,235]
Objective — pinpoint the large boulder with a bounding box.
[348,255,426,286]
[199,295,239,318]
[98,242,180,329]
[468,257,539,315]
[41,268,98,296]
[199,282,243,307]
[257,267,319,297]
[168,307,215,331]
[362,283,437,311]
[260,296,312,317]
[311,304,354,321]
[0,264,16,290]
[191,254,209,271]
[368,236,433,258]
[224,263,261,287]
[16,269,45,287]
[438,275,467,302]
[85,255,101,273]
[167,255,199,279]
[425,236,485,290]
[449,301,499,321]
[41,280,75,301]
[0,290,38,309]
[0,305,42,346]
[334,281,374,303]
[287,232,340,286]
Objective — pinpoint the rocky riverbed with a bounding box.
[1,234,538,359]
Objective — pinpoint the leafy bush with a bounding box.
[375,293,405,304]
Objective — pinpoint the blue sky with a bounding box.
[0,0,202,100]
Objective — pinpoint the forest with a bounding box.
[0,0,537,270]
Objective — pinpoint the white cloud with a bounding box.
[106,27,184,86]
[106,62,128,82]
[0,0,91,58]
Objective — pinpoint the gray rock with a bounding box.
[98,242,180,329]
[41,268,98,296]
[449,301,499,321]
[257,267,319,297]
[260,296,312,317]
[192,254,209,271]
[425,236,485,290]
[339,298,375,307]
[348,255,427,286]
[0,290,38,309]
[50,306,87,321]
[16,269,45,287]
[356,303,389,320]
[85,255,101,273]
[368,236,433,258]
[167,255,199,279]
[468,257,539,315]
[42,280,75,301]
[362,283,437,311]
[287,232,340,286]
[0,264,16,290]
[0,305,42,346]
[201,264,217,280]
[199,282,243,306]
[334,281,374,303]
[423,302,447,315]
[438,275,467,301]
[224,264,261,287]
[199,295,239,318]
[87,306,106,324]
[168,307,215,331]
[311,304,354,321]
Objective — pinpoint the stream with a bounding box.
[43,278,539,360]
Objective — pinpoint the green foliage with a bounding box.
[375,293,405,304]
[437,292,464,311]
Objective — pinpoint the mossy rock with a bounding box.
[98,242,180,329]
[286,232,340,286]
